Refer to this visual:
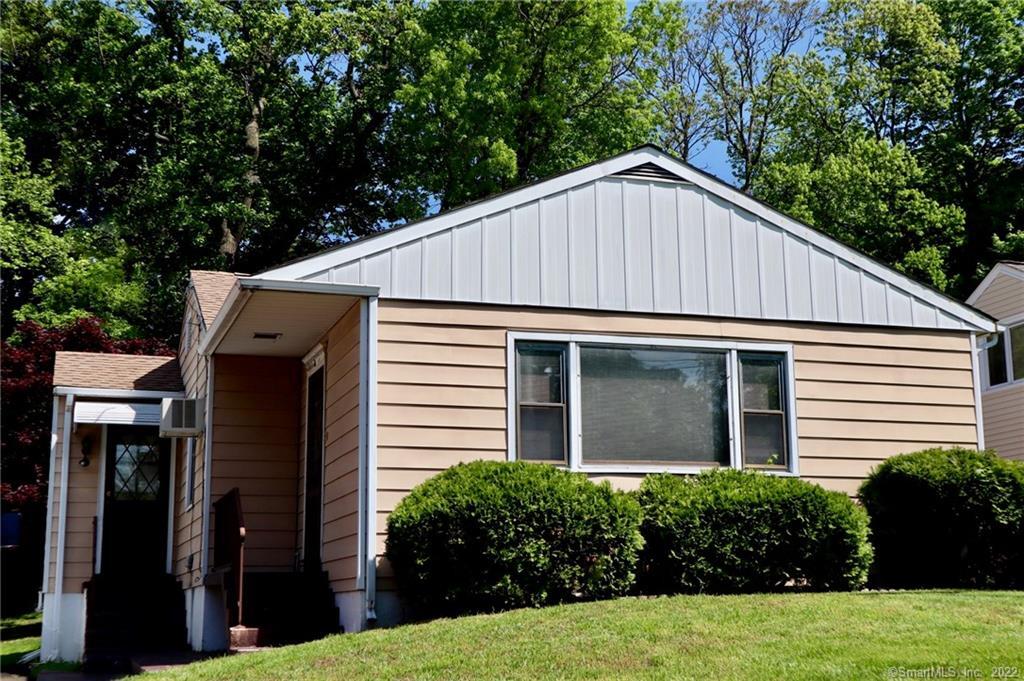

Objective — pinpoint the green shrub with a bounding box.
[385,460,644,619]
[859,447,1024,588]
[636,469,872,594]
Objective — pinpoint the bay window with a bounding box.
[509,333,797,475]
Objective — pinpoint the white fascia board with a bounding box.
[967,263,1024,306]
[258,148,661,281]
[239,277,379,297]
[639,150,997,333]
[53,387,184,399]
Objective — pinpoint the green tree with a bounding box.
[756,136,964,290]
[695,0,822,192]
[0,129,67,337]
[629,0,714,160]
[920,0,1024,289]
[395,0,649,209]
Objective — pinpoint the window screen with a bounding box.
[516,343,568,463]
[579,345,729,465]
[740,353,788,467]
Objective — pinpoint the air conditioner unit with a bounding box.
[160,397,205,437]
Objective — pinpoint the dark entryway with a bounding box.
[102,425,170,574]
[303,366,325,570]
[86,425,186,663]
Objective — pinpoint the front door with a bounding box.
[102,426,170,575]
[303,366,325,570]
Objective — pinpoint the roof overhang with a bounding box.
[198,277,379,357]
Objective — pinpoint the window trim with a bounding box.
[506,331,799,476]
[980,312,1024,393]
[514,342,569,465]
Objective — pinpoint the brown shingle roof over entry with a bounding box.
[53,351,183,392]
[190,270,239,327]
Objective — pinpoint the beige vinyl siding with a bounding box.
[173,290,207,585]
[209,355,301,570]
[372,300,980,587]
[982,383,1024,460]
[47,405,102,594]
[972,273,1024,321]
[320,301,362,593]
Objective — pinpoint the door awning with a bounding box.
[73,401,161,426]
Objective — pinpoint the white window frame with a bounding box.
[506,331,799,477]
[980,312,1024,393]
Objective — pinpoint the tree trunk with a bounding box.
[221,98,264,261]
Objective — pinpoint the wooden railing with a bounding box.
[213,488,246,626]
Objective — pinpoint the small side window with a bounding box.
[515,342,568,464]
[739,353,789,469]
[987,333,1008,387]
[1010,325,1024,382]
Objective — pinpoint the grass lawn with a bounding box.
[147,590,1024,681]
[0,636,40,671]
[0,611,41,632]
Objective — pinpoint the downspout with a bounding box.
[972,332,999,450]
[40,396,60,610]
[52,394,74,657]
[363,296,379,625]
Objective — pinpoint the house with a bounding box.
[967,262,1024,461]
[40,146,999,661]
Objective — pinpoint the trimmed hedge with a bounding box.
[385,461,644,619]
[859,447,1024,588]
[636,469,872,594]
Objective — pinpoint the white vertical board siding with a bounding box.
[567,185,599,309]
[731,210,761,318]
[482,214,511,304]
[512,203,541,305]
[704,195,735,316]
[650,183,682,313]
[596,180,627,309]
[312,177,972,331]
[539,196,570,307]
[453,222,482,300]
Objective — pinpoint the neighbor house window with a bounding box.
[515,343,568,463]
[984,322,1024,388]
[740,353,789,469]
[510,334,796,474]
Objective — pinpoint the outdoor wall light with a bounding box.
[79,434,94,468]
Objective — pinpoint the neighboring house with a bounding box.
[40,146,999,661]
[967,261,1024,461]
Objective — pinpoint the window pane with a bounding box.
[1011,326,1024,381]
[518,344,564,404]
[519,406,565,462]
[580,346,729,465]
[743,413,787,467]
[987,334,1007,386]
[741,356,782,411]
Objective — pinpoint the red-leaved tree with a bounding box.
[1,318,173,508]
